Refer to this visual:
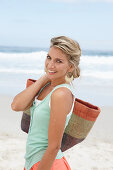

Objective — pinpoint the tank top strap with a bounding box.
[35,82,50,99]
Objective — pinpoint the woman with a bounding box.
[11,36,81,170]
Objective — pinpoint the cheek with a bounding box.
[45,59,48,67]
[58,63,68,71]
[56,65,68,75]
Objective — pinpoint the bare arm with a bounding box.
[37,87,73,170]
[11,74,50,111]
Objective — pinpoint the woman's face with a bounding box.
[45,46,72,82]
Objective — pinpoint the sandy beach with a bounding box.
[0,95,113,170]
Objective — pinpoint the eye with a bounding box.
[56,59,62,63]
[47,55,51,59]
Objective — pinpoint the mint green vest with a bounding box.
[24,83,75,170]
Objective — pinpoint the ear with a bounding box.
[68,64,74,72]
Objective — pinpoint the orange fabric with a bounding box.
[24,156,71,170]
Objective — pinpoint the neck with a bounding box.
[49,79,70,88]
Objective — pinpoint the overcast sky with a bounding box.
[0,0,113,51]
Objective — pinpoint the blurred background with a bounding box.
[0,0,113,169]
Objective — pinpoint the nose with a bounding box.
[48,60,55,68]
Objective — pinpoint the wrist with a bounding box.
[39,74,50,86]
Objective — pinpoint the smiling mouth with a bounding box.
[48,70,57,74]
[48,72,57,74]
[48,70,57,73]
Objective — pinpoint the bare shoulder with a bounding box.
[51,87,73,111]
[52,86,73,98]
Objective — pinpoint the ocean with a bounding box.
[0,46,113,106]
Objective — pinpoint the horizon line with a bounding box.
[0,44,113,53]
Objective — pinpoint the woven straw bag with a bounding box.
[21,79,101,152]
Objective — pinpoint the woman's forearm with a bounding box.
[11,75,49,111]
[37,146,60,170]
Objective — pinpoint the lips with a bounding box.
[48,70,57,74]
[48,70,57,73]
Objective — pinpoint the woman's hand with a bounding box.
[11,73,51,112]
[39,73,51,86]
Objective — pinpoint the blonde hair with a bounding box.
[50,36,81,79]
